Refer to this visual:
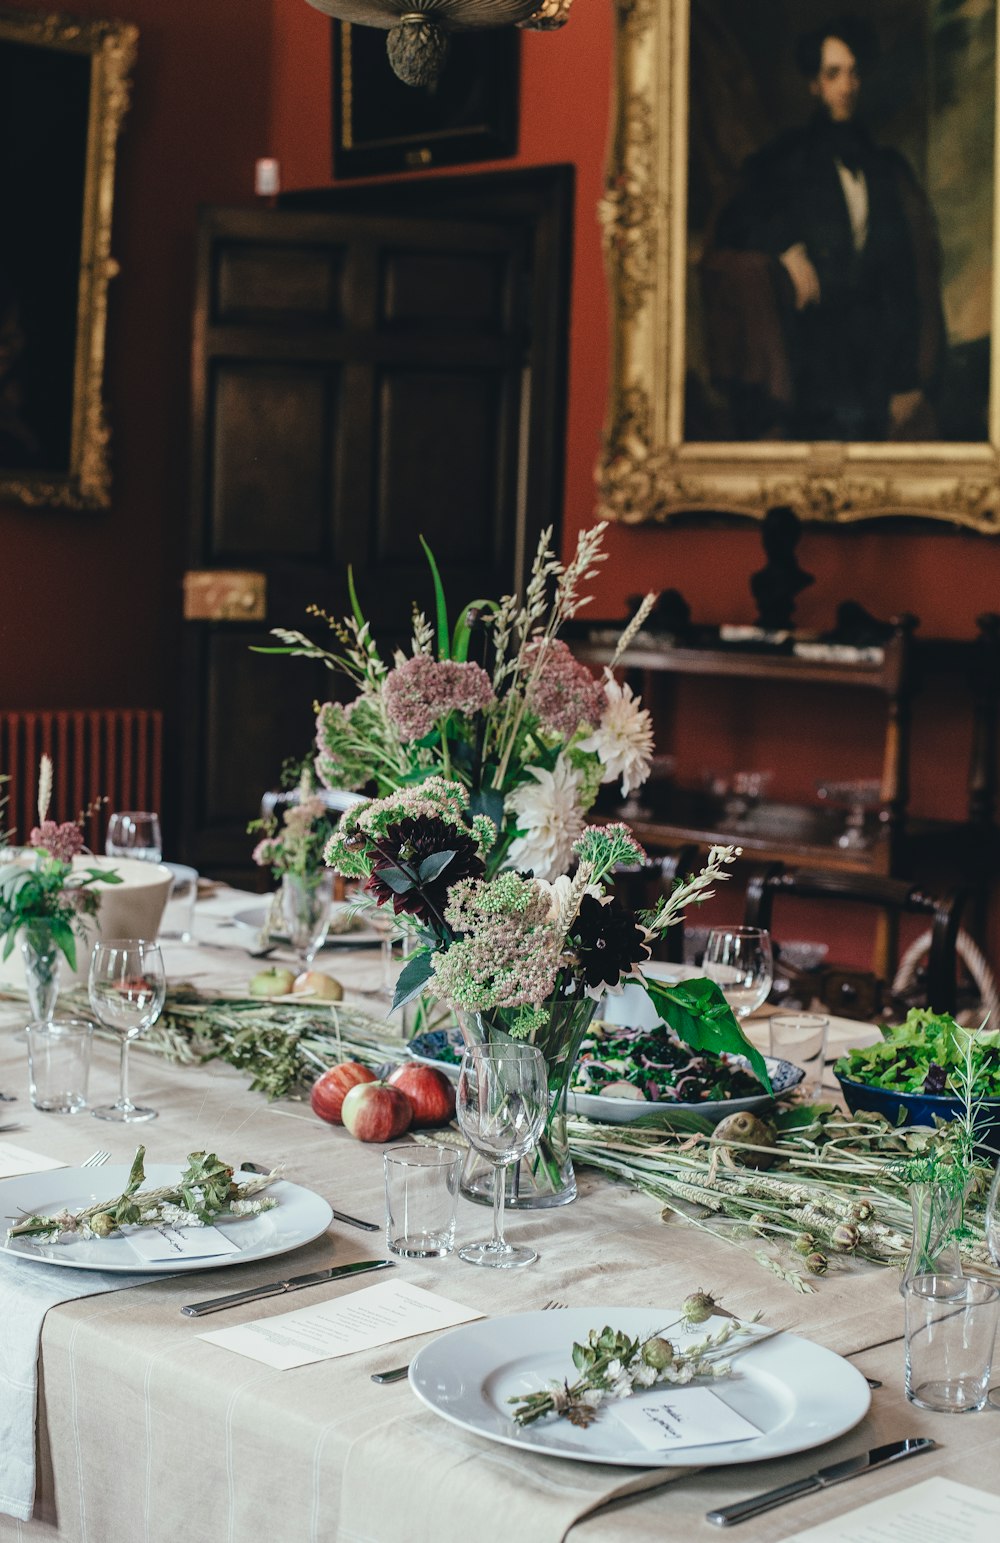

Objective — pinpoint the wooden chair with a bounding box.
[611,844,700,964]
[743,863,965,1017]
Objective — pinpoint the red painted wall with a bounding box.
[0,0,272,713]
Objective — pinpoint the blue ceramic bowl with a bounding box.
[836,1075,1000,1154]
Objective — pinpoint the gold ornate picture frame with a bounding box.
[0,9,136,509]
[598,0,1000,533]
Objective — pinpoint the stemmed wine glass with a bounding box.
[88,939,166,1123]
[456,1043,547,1268]
[703,927,774,1019]
[983,1163,1000,1407]
[105,811,163,863]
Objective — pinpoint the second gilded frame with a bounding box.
[598,0,1000,532]
[0,10,136,510]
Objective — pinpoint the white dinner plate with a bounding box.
[232,904,382,949]
[409,1308,869,1467]
[0,1164,333,1274]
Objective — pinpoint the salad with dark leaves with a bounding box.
[835,1008,1000,1097]
[571,1020,765,1104]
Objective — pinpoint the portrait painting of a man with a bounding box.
[686,0,994,444]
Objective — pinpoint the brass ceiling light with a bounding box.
[305,0,574,87]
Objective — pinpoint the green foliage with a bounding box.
[644,976,773,1092]
[835,1008,1000,1098]
[0,852,119,969]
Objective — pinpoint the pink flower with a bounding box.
[252,837,278,868]
[29,821,84,864]
[524,640,604,738]
[384,656,495,742]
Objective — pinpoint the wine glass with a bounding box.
[88,939,166,1123]
[703,926,774,1019]
[984,1163,1000,1408]
[456,1043,547,1268]
[816,779,885,850]
[106,811,163,863]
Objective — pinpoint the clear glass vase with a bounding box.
[900,1181,965,1295]
[20,926,62,1024]
[280,871,333,971]
[457,995,598,1209]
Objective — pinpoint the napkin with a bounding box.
[0,1244,157,1521]
[339,1411,696,1543]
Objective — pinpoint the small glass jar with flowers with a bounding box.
[0,756,123,1022]
[249,769,342,971]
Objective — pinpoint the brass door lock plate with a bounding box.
[183,570,266,622]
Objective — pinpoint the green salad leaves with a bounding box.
[835,1009,1000,1098]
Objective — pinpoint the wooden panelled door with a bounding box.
[181,170,572,878]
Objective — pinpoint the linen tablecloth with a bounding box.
[0,892,995,1542]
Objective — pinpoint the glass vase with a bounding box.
[279,871,333,971]
[457,995,598,1209]
[20,926,62,1024]
[900,1181,965,1295]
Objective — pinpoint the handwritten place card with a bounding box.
[780,1477,1000,1543]
[0,1142,68,1179]
[199,1279,485,1370]
[126,1223,242,1264]
[610,1388,760,1451]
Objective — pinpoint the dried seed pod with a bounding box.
[791,1233,815,1256]
[805,1252,828,1275]
[712,1111,778,1168]
[641,1336,675,1369]
[681,1291,718,1325]
[831,1223,860,1252]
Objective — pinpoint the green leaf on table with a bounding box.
[417,850,455,884]
[392,949,436,1012]
[643,976,773,1093]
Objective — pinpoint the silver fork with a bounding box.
[371,1298,568,1383]
[81,1149,111,1169]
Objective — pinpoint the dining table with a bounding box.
[0,884,998,1543]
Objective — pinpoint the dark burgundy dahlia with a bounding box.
[365,815,484,923]
[571,893,649,990]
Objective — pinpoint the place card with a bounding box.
[0,1142,68,1179]
[610,1388,760,1451]
[779,1477,1000,1542]
[126,1223,242,1263]
[199,1279,485,1370]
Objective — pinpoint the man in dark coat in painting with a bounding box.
[702,16,945,442]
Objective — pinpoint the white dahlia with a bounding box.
[505,757,587,881]
[578,675,654,798]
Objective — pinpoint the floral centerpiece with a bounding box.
[326,778,768,1207]
[261,522,657,880]
[0,756,122,1020]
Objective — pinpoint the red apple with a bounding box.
[341,1081,412,1143]
[310,1062,377,1125]
[387,1064,456,1128]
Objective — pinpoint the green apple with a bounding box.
[293,970,344,1001]
[248,966,296,998]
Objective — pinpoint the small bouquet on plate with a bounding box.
[260,521,657,880]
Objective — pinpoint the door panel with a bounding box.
[182,176,571,878]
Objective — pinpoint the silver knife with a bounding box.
[706,1437,937,1527]
[240,1161,379,1232]
[180,1258,394,1317]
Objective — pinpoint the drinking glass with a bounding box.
[26,1018,93,1113]
[159,862,198,942]
[984,1162,1000,1408]
[769,1012,829,1097]
[904,1274,1000,1413]
[106,811,163,863]
[280,872,333,972]
[383,1144,460,1258]
[456,1043,547,1268]
[703,927,774,1019]
[88,939,166,1123]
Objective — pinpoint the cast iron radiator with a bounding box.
[0,709,163,851]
